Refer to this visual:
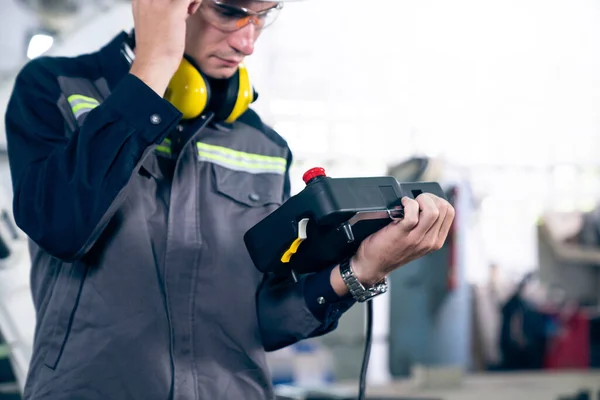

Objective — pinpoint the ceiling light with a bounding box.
[26,33,54,59]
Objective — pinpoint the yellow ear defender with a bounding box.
[164,56,256,122]
[164,57,209,120]
[225,63,254,124]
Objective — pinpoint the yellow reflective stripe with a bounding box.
[197,150,286,174]
[196,142,287,174]
[72,103,98,114]
[67,94,101,119]
[154,137,172,156]
[155,145,172,155]
[67,94,99,105]
[196,142,286,166]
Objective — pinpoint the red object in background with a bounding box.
[302,167,326,185]
[544,310,590,369]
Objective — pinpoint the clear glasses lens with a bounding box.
[201,1,282,32]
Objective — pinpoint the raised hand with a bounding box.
[130,0,202,96]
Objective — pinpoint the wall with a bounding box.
[3,0,600,167]
[0,0,37,77]
[257,0,600,276]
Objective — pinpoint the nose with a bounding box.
[228,24,257,56]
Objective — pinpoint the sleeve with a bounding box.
[256,267,356,351]
[4,59,182,262]
[256,150,356,351]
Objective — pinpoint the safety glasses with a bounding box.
[199,0,283,32]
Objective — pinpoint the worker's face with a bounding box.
[185,0,281,79]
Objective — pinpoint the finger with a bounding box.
[412,194,440,237]
[423,197,451,250]
[437,202,456,242]
[397,196,419,232]
[425,196,447,236]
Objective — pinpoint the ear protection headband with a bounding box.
[121,32,256,123]
[165,55,257,122]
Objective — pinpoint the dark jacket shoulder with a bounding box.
[237,108,289,151]
[15,52,101,90]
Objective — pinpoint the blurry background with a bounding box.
[0,0,599,399]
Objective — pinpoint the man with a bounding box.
[4,0,455,399]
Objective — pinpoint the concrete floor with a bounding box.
[283,370,600,400]
[367,371,600,400]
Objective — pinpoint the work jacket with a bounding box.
[4,31,355,400]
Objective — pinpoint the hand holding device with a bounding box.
[130,0,202,96]
[351,192,455,287]
[244,167,455,286]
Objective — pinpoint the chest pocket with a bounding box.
[198,141,286,208]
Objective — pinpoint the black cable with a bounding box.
[358,299,373,400]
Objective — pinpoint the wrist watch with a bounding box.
[339,258,388,302]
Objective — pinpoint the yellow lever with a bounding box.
[281,218,309,263]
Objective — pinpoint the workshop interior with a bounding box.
[1,0,600,399]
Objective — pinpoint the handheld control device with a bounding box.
[244,167,449,400]
[244,167,447,280]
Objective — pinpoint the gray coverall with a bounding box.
[4,31,355,399]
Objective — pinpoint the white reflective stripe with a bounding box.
[72,103,98,119]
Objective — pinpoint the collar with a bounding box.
[97,31,134,91]
[95,30,259,127]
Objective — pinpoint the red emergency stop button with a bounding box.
[303,167,326,185]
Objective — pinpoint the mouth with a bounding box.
[215,56,242,67]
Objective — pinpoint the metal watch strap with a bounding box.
[339,258,388,303]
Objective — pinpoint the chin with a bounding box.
[205,67,238,80]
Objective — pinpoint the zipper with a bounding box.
[162,112,214,400]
